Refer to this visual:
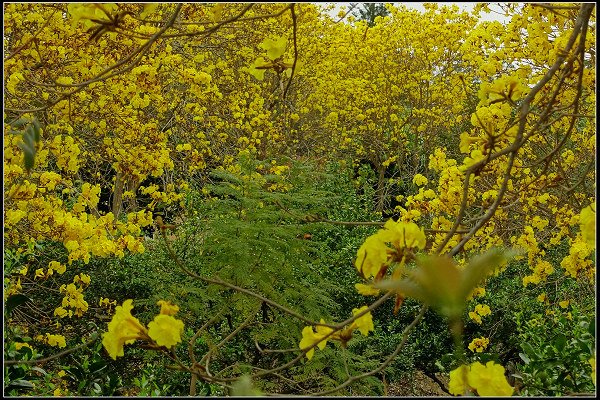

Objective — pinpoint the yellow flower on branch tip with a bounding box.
[412,174,428,186]
[299,319,333,360]
[102,299,148,360]
[559,300,570,309]
[46,334,67,348]
[467,361,514,397]
[15,342,32,351]
[468,337,490,353]
[147,314,184,348]
[469,311,483,324]
[157,300,179,315]
[449,365,471,395]
[355,234,389,279]
[475,304,491,316]
[378,219,426,251]
[355,283,381,296]
[351,306,374,336]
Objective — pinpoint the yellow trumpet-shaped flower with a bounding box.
[350,306,374,336]
[378,219,427,251]
[299,319,334,360]
[468,337,490,353]
[147,314,184,348]
[157,300,180,316]
[467,361,514,397]
[102,299,148,360]
[355,234,389,279]
[449,365,470,396]
[355,283,381,296]
[449,361,513,396]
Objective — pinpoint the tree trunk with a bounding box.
[112,171,124,220]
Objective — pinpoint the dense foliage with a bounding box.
[3,2,596,397]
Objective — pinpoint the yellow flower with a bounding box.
[559,300,570,309]
[75,273,91,285]
[469,311,482,324]
[467,361,514,397]
[468,337,490,353]
[467,286,486,301]
[102,299,148,360]
[147,314,184,348]
[54,307,70,318]
[589,356,596,386]
[299,319,333,360]
[157,300,180,316]
[49,261,66,274]
[15,342,32,351]
[351,306,374,336]
[378,219,427,250]
[579,202,595,248]
[259,36,287,60]
[355,283,381,296]
[475,303,491,316]
[99,297,116,307]
[412,174,428,186]
[46,334,67,348]
[449,365,471,395]
[355,234,389,279]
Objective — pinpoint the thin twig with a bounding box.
[4,333,100,366]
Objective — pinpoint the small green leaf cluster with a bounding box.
[514,308,595,396]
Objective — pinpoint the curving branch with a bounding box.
[4,333,100,366]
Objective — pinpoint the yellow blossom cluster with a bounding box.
[469,304,492,325]
[354,220,426,296]
[449,361,513,396]
[298,306,374,360]
[35,333,67,348]
[468,337,490,353]
[102,299,184,360]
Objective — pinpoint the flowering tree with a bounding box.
[4,2,595,396]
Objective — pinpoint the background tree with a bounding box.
[350,3,391,27]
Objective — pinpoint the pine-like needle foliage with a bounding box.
[164,156,355,387]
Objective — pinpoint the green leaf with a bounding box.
[230,375,263,396]
[375,247,518,321]
[521,342,538,360]
[30,366,47,375]
[5,294,31,316]
[32,118,41,142]
[89,361,107,374]
[259,36,287,60]
[7,379,35,389]
[460,247,520,298]
[554,333,566,352]
[8,117,31,129]
[18,142,36,172]
[24,126,36,148]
